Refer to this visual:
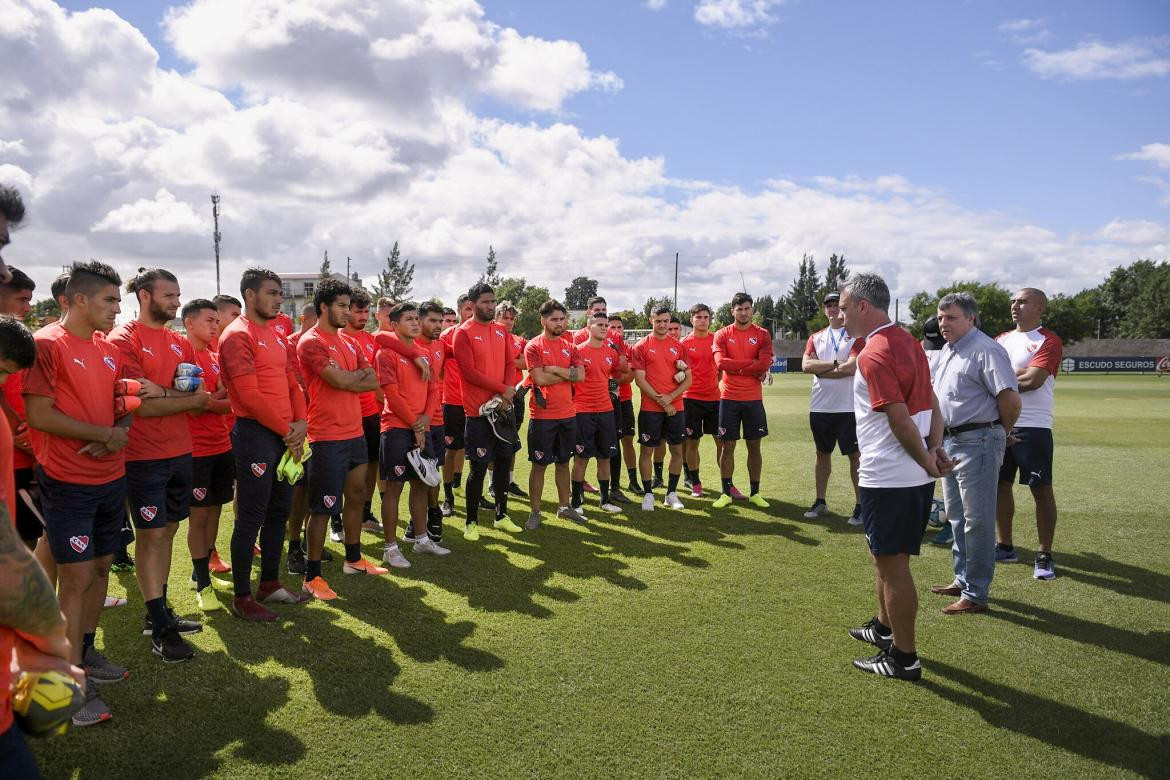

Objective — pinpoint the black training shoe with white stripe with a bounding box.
[848,617,892,650]
[852,647,921,681]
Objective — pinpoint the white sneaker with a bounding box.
[663,492,685,510]
[414,537,451,556]
[328,527,344,543]
[803,500,828,519]
[599,502,621,513]
[382,544,411,568]
[641,493,655,511]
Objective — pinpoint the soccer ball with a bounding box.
[927,499,947,529]
[12,670,84,737]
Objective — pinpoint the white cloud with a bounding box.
[485,29,622,113]
[1022,40,1170,80]
[91,188,206,234]
[1117,142,1170,170]
[693,0,784,31]
[646,0,668,9]
[997,18,1049,46]
[1096,219,1169,246]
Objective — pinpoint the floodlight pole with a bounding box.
[211,194,222,295]
[674,252,679,312]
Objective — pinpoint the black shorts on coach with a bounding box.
[684,398,719,440]
[809,412,858,456]
[718,399,769,441]
[191,450,235,507]
[638,409,686,447]
[999,427,1054,487]
[860,483,934,556]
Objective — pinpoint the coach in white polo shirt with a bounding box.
[929,292,1020,615]
[801,291,863,525]
[839,274,948,682]
[995,288,1062,580]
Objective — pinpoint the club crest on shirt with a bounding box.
[561,349,571,358]
[211,362,221,374]
[170,343,183,356]
[323,495,337,508]
[1027,342,1040,353]
[139,505,158,522]
[102,356,116,371]
[669,347,679,356]
[192,487,207,501]
[748,337,758,345]
[251,462,267,477]
[69,535,90,553]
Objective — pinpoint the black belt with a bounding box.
[943,420,1000,438]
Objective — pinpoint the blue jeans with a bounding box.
[943,426,1007,605]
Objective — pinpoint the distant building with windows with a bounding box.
[276,271,367,318]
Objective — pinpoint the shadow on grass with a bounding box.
[990,598,1170,667]
[1047,551,1170,605]
[33,650,303,780]
[921,660,1170,778]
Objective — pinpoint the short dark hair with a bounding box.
[539,299,567,317]
[51,273,70,301]
[0,185,25,226]
[213,293,242,309]
[651,305,672,317]
[388,301,418,323]
[240,268,282,298]
[442,307,456,317]
[456,294,470,308]
[65,260,121,300]
[586,296,606,309]
[0,266,35,293]
[731,292,753,308]
[126,267,177,297]
[589,311,608,322]
[300,303,315,316]
[313,278,352,315]
[689,303,711,317]
[608,314,623,323]
[181,298,217,322]
[0,315,36,368]
[419,301,443,319]
[349,288,371,309]
[669,315,681,325]
[467,283,493,303]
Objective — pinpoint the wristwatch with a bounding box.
[832,359,839,370]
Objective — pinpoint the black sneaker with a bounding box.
[506,482,527,497]
[151,626,195,664]
[440,501,453,517]
[651,476,664,490]
[627,480,641,494]
[479,496,494,510]
[852,647,921,681]
[848,617,892,650]
[320,547,334,563]
[287,547,306,575]
[403,527,418,543]
[110,550,135,572]
[142,610,203,636]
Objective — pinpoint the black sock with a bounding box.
[721,477,733,495]
[873,617,892,637]
[82,632,95,654]
[667,472,680,493]
[683,465,694,482]
[145,597,170,632]
[444,481,455,503]
[363,500,372,517]
[306,559,322,581]
[750,480,760,496]
[427,507,443,542]
[691,466,701,485]
[341,542,359,563]
[288,538,300,555]
[891,645,918,667]
[643,479,653,495]
[571,480,584,507]
[453,471,462,490]
[492,460,510,518]
[162,583,168,603]
[654,461,664,480]
[627,467,638,485]
[192,556,211,590]
[610,455,622,484]
[599,479,610,504]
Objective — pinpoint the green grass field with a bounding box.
[33,375,1170,779]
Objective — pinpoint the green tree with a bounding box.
[1043,289,1100,344]
[752,294,777,336]
[641,296,674,321]
[494,276,529,309]
[1117,260,1170,338]
[610,309,640,330]
[515,284,551,338]
[907,281,1012,339]
[31,297,60,325]
[370,241,415,302]
[563,276,599,310]
[780,253,821,340]
[714,302,733,329]
[480,245,502,287]
[319,250,332,280]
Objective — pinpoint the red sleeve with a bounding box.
[850,338,865,356]
[23,340,57,399]
[107,329,145,380]
[231,374,291,435]
[375,331,422,360]
[219,331,256,380]
[377,351,416,422]
[746,332,773,373]
[712,331,755,374]
[804,336,817,357]
[453,328,509,394]
[1031,331,1062,375]
[524,341,546,370]
[858,348,905,412]
[297,339,332,377]
[288,368,306,421]
[570,345,584,368]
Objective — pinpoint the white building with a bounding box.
[276,271,366,318]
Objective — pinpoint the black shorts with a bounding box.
[308,437,368,512]
[999,427,1054,487]
[718,399,769,441]
[380,427,424,482]
[362,413,381,462]
[13,467,42,542]
[36,468,125,564]
[575,412,618,459]
[684,398,720,439]
[529,417,576,465]
[428,425,447,466]
[809,412,858,455]
[638,409,686,447]
[860,483,934,556]
[616,399,636,438]
[126,455,193,530]
[443,404,466,450]
[191,450,235,507]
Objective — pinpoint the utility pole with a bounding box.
[673,252,679,312]
[210,194,222,294]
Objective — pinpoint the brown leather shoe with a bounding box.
[930,584,962,596]
[942,598,988,615]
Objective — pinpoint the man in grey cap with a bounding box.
[929,292,1020,614]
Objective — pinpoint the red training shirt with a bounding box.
[187,347,232,457]
[297,326,367,442]
[524,334,582,419]
[713,324,773,402]
[575,342,620,413]
[219,315,306,436]
[452,319,516,417]
[376,334,434,431]
[629,334,687,413]
[346,327,381,418]
[681,332,719,401]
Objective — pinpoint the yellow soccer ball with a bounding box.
[12,670,84,737]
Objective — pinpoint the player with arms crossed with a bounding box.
[570,311,623,515]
